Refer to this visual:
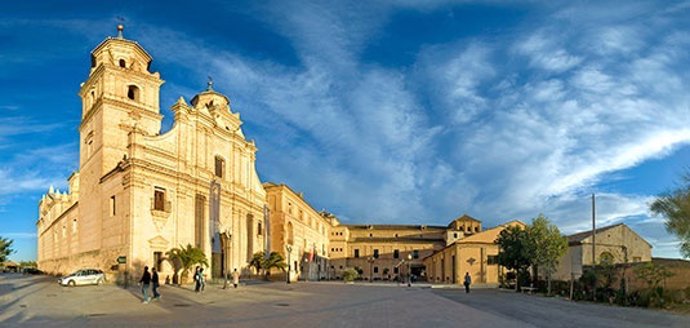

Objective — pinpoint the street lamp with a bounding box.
[285,244,292,284]
[367,257,375,283]
[407,254,413,287]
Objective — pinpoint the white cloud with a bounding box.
[516,32,582,72]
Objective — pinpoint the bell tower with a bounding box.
[75,25,165,254]
[78,24,164,173]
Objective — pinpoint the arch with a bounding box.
[287,221,294,245]
[599,251,615,265]
[119,59,126,68]
[127,85,140,101]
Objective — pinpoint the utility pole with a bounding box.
[592,193,597,302]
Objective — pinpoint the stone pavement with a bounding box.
[1,273,688,327]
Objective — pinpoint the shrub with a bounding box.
[342,268,359,282]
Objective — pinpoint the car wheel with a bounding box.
[68,280,76,287]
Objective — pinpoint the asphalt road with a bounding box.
[433,288,690,328]
[1,273,688,327]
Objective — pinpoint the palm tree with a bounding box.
[261,251,287,280]
[166,244,209,285]
[249,252,264,276]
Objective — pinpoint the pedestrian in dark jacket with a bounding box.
[152,267,160,301]
[194,266,201,293]
[464,272,472,293]
[139,266,152,303]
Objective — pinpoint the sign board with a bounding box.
[117,256,127,264]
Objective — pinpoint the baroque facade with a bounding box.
[37,26,266,282]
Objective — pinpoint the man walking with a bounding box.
[151,267,161,301]
[139,266,152,303]
[464,272,472,293]
[194,266,201,293]
[199,267,206,292]
[232,268,240,288]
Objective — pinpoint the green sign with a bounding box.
[117,256,127,264]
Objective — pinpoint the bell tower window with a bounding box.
[119,59,126,68]
[127,85,140,101]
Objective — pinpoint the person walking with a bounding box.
[151,267,161,301]
[463,272,472,293]
[199,267,206,292]
[194,266,201,293]
[139,266,152,304]
[232,268,240,288]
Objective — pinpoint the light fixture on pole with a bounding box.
[407,254,413,287]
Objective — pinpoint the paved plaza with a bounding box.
[1,274,689,327]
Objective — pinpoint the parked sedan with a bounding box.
[58,269,105,287]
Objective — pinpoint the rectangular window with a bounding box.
[394,267,399,274]
[258,222,263,236]
[354,249,360,258]
[487,255,498,265]
[373,266,379,273]
[393,249,399,259]
[215,157,225,178]
[413,250,419,259]
[110,195,116,216]
[373,249,379,259]
[154,251,163,272]
[154,187,166,211]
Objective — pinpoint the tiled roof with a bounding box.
[567,223,624,243]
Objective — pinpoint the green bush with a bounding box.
[342,268,359,282]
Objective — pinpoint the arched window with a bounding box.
[127,85,140,101]
[287,222,294,245]
[600,251,615,265]
[214,156,225,178]
[119,59,126,68]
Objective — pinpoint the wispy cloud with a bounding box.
[0,232,37,239]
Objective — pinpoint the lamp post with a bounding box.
[367,257,375,283]
[285,244,292,284]
[407,254,413,287]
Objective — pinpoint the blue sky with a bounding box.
[1,1,690,261]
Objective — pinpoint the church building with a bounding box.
[37,26,266,282]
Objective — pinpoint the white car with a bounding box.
[58,269,105,287]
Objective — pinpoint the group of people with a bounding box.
[138,266,160,304]
[138,266,242,303]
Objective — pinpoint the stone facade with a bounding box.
[329,215,485,281]
[553,223,653,280]
[424,221,526,286]
[264,183,334,281]
[37,27,266,283]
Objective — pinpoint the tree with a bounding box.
[261,251,287,280]
[650,172,690,258]
[249,252,264,276]
[0,237,15,263]
[496,225,532,291]
[165,244,209,284]
[248,251,287,280]
[19,261,37,268]
[527,214,568,296]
